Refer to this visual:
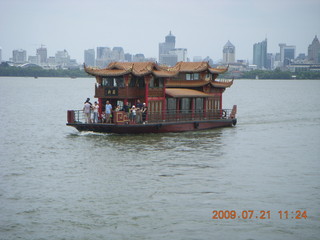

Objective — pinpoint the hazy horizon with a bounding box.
[1,0,319,63]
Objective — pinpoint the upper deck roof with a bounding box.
[84,61,228,77]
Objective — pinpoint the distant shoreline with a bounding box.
[1,63,319,80]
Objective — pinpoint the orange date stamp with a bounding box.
[212,210,307,220]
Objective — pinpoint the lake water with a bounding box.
[0,77,319,240]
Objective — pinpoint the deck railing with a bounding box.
[67,108,235,124]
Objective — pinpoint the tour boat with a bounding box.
[66,61,237,134]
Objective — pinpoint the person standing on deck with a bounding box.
[142,102,148,123]
[122,101,130,124]
[83,101,92,123]
[85,98,92,106]
[130,105,137,123]
[122,102,130,116]
[105,101,112,123]
[92,101,99,123]
[136,99,143,124]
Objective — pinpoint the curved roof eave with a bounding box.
[166,80,209,87]
[208,67,229,74]
[210,79,234,88]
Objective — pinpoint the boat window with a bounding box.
[102,77,114,87]
[158,78,164,87]
[180,98,191,114]
[149,78,154,88]
[195,98,203,113]
[167,98,176,113]
[129,77,144,88]
[129,78,137,87]
[186,73,200,80]
[138,78,145,88]
[149,100,162,113]
[150,78,163,88]
[215,99,220,110]
[115,77,124,88]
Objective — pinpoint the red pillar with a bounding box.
[144,75,151,107]
[162,78,168,120]
[144,75,151,122]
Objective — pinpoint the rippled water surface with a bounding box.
[0,77,319,240]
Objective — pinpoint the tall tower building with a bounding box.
[112,47,125,61]
[12,49,27,63]
[96,47,111,68]
[308,35,320,64]
[159,31,176,65]
[253,39,267,69]
[84,49,95,66]
[223,40,235,63]
[36,46,47,65]
[0,47,2,62]
[170,48,187,62]
[279,43,295,66]
[124,53,132,62]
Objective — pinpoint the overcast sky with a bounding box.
[1,0,319,63]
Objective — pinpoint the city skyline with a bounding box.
[1,0,319,63]
[2,34,318,66]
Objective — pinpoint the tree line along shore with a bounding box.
[0,62,319,79]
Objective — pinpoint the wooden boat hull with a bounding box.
[66,118,237,134]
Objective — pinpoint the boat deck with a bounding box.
[66,107,237,133]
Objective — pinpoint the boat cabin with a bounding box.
[83,61,234,124]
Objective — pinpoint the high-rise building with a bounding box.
[170,48,187,62]
[160,54,178,66]
[112,47,125,61]
[159,31,176,65]
[223,40,235,63]
[253,39,267,69]
[36,46,47,65]
[279,43,295,66]
[124,53,132,62]
[266,53,274,70]
[0,47,2,62]
[55,50,70,66]
[97,47,109,59]
[308,35,320,64]
[12,49,27,63]
[96,47,111,68]
[47,57,56,66]
[28,55,40,65]
[133,53,145,62]
[84,49,95,66]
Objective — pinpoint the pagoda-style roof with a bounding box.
[166,88,213,98]
[170,61,228,74]
[85,62,178,78]
[84,61,228,78]
[166,80,209,87]
[210,79,234,88]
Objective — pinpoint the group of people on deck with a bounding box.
[83,98,147,124]
[83,98,99,124]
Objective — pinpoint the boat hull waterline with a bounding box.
[67,118,237,134]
